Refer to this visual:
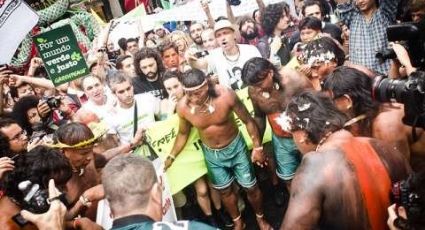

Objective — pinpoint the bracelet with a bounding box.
[167,154,176,161]
[253,146,263,151]
[79,194,91,207]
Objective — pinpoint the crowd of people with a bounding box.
[1,0,425,229]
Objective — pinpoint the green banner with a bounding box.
[33,24,89,86]
[146,88,272,194]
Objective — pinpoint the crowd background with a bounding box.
[0,0,425,229]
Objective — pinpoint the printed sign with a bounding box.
[33,24,89,86]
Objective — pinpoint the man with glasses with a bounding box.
[0,118,28,158]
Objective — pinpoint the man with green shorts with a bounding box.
[241,57,312,189]
[164,69,272,230]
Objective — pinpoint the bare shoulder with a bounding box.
[279,66,312,96]
[176,97,189,117]
[215,85,237,101]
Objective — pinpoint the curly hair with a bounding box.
[12,95,39,135]
[286,90,347,144]
[133,47,166,79]
[262,2,289,36]
[323,66,379,136]
[3,146,72,211]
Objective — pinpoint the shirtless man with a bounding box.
[323,66,425,160]
[280,91,410,229]
[164,69,271,230]
[241,57,311,189]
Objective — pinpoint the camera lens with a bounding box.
[372,76,407,103]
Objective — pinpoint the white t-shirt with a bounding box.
[81,94,117,122]
[207,44,261,90]
[107,93,160,144]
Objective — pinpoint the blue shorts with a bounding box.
[272,134,301,181]
[201,133,257,190]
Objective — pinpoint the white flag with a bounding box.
[0,0,39,64]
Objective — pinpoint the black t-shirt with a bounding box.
[132,76,167,99]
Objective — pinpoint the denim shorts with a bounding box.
[201,133,257,190]
[272,134,301,181]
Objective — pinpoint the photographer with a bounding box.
[387,169,425,230]
[0,146,73,229]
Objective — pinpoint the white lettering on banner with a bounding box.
[42,44,71,59]
[57,60,78,74]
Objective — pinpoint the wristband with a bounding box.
[167,154,176,161]
[79,194,91,207]
[253,146,263,151]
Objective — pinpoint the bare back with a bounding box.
[282,130,410,229]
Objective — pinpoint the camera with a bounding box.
[194,50,209,59]
[391,171,425,229]
[376,21,425,68]
[372,71,425,128]
[43,96,61,109]
[227,0,241,6]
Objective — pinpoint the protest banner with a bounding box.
[96,158,177,229]
[146,114,207,195]
[33,24,89,86]
[0,0,39,64]
[146,88,272,195]
[145,0,295,23]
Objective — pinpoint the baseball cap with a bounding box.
[213,19,235,35]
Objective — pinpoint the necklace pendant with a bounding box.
[262,91,270,99]
[190,106,196,114]
[208,105,215,114]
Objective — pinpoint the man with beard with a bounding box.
[189,22,205,51]
[238,16,264,46]
[133,47,168,99]
[0,118,28,158]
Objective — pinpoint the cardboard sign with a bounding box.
[33,24,89,86]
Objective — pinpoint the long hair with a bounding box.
[241,57,281,86]
[133,47,166,79]
[286,90,347,144]
[262,2,289,36]
[323,66,379,136]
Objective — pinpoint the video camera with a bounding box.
[373,19,425,129]
[376,20,425,68]
[372,71,425,128]
[391,171,425,229]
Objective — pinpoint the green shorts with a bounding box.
[272,134,301,181]
[201,133,257,190]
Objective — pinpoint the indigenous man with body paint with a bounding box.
[241,57,311,191]
[279,91,410,229]
[164,69,272,230]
